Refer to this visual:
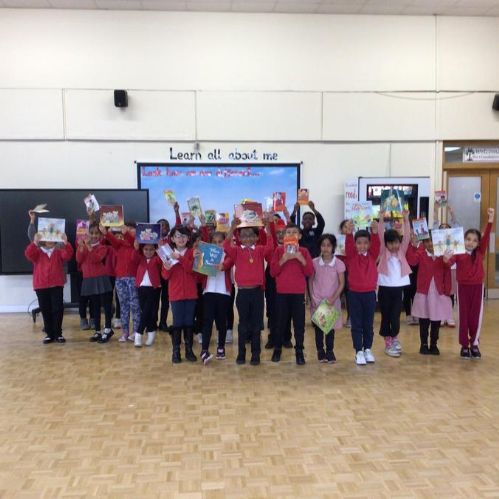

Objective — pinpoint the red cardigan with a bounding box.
[76,243,109,278]
[406,245,451,296]
[132,251,163,288]
[106,231,138,278]
[161,248,198,301]
[25,242,74,290]
[270,246,314,294]
[344,233,380,292]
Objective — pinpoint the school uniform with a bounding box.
[290,211,325,258]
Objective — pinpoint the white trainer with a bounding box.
[226,329,233,343]
[128,333,136,342]
[134,333,143,348]
[364,349,375,363]
[145,331,156,346]
[392,338,402,353]
[385,344,401,357]
[355,351,367,365]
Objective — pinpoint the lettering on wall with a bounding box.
[168,147,279,162]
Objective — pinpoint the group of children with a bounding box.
[25,198,495,365]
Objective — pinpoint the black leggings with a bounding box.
[89,291,113,332]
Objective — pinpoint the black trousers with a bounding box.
[110,276,120,319]
[36,287,64,339]
[138,287,161,334]
[378,286,404,338]
[402,266,418,316]
[236,288,264,357]
[274,293,305,351]
[89,291,113,332]
[194,283,204,334]
[227,286,236,330]
[314,325,334,353]
[76,271,92,320]
[419,318,440,345]
[202,292,230,350]
[265,270,291,343]
[156,276,169,326]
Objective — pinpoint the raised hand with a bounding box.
[487,207,495,222]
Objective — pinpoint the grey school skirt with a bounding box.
[81,275,112,296]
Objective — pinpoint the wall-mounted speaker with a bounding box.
[114,90,128,108]
[493,94,499,111]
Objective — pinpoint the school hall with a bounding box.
[2,1,499,497]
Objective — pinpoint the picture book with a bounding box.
[335,234,346,256]
[38,217,65,243]
[311,300,341,335]
[380,189,408,217]
[413,217,430,241]
[157,244,179,267]
[234,202,264,227]
[163,189,176,206]
[32,203,49,214]
[345,201,373,230]
[284,235,299,254]
[83,194,100,213]
[136,223,161,244]
[76,219,89,242]
[181,212,192,226]
[187,197,203,218]
[216,212,230,232]
[272,192,286,212]
[204,209,217,225]
[100,205,124,228]
[431,227,465,256]
[297,188,309,206]
[193,241,224,277]
[435,190,447,207]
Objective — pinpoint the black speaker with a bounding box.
[493,94,499,111]
[114,90,128,108]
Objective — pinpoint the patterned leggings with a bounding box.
[115,277,141,334]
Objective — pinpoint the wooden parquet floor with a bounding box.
[1,304,499,499]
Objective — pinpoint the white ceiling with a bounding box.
[1,0,499,16]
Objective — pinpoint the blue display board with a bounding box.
[137,163,300,226]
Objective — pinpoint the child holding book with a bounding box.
[377,211,412,357]
[309,234,345,363]
[25,231,73,343]
[444,208,494,359]
[76,222,114,343]
[407,232,452,355]
[290,200,325,258]
[344,220,380,365]
[270,223,314,364]
[195,230,234,364]
[161,225,198,363]
[223,217,274,365]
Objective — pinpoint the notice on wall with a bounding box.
[344,179,358,218]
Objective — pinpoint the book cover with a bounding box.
[181,212,192,226]
[83,194,100,213]
[413,217,430,241]
[100,205,124,227]
[193,241,224,277]
[216,212,230,232]
[297,188,309,206]
[284,235,299,254]
[345,201,373,230]
[76,219,89,242]
[380,189,408,217]
[136,223,161,244]
[38,217,65,243]
[157,244,179,267]
[311,300,341,334]
[435,190,447,207]
[32,203,49,214]
[187,197,203,218]
[234,202,264,227]
[163,189,176,206]
[204,209,217,225]
[272,192,286,212]
[335,234,346,256]
[431,227,465,256]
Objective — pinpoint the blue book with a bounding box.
[193,241,224,276]
[136,223,161,245]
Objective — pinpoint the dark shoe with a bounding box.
[216,347,226,360]
[56,336,66,344]
[429,344,440,355]
[326,351,336,364]
[236,354,246,365]
[271,349,281,363]
[264,340,274,350]
[184,327,197,361]
[460,347,471,359]
[296,350,305,365]
[200,350,213,365]
[43,336,54,344]
[250,355,260,366]
[185,349,197,362]
[89,332,102,342]
[98,329,114,343]
[283,340,293,349]
[317,349,327,363]
[159,322,169,332]
[172,349,181,364]
[471,346,482,359]
[419,344,430,355]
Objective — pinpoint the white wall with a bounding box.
[0,9,498,310]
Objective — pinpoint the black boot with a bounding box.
[295,348,305,365]
[429,321,440,355]
[184,327,197,362]
[419,319,430,355]
[171,328,182,364]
